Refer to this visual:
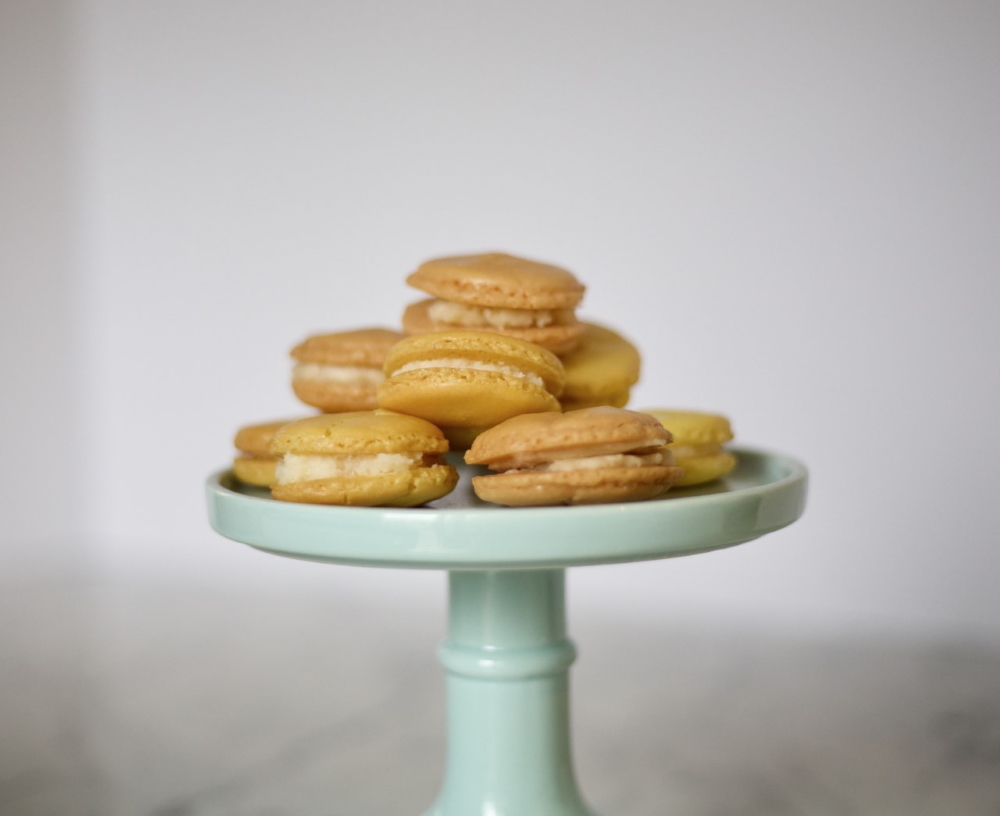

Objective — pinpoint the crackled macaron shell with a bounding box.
[232,418,302,487]
[403,253,586,355]
[559,323,641,411]
[270,410,458,506]
[291,328,405,413]
[465,406,684,506]
[377,331,565,436]
[642,409,737,487]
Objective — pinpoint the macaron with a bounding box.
[270,410,458,506]
[232,418,302,487]
[377,330,565,446]
[465,406,684,506]
[290,328,406,413]
[559,322,641,412]
[403,252,586,355]
[641,409,737,487]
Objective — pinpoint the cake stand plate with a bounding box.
[206,447,807,815]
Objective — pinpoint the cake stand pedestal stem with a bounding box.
[423,568,596,816]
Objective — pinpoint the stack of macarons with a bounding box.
[230,251,738,507]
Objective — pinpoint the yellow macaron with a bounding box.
[402,252,586,355]
[377,330,565,446]
[269,410,458,506]
[465,406,684,506]
[559,322,641,411]
[641,409,737,487]
[232,418,304,487]
[290,327,406,413]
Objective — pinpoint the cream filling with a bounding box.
[395,359,545,388]
[292,363,384,386]
[428,300,573,329]
[276,453,423,484]
[510,450,672,474]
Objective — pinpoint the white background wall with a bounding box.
[1,1,90,578]
[4,1,998,639]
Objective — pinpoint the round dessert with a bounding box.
[641,409,737,487]
[559,322,641,411]
[270,410,458,506]
[402,252,586,355]
[232,418,303,487]
[290,328,405,413]
[465,406,684,506]
[377,330,565,446]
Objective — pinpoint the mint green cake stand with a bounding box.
[206,447,807,815]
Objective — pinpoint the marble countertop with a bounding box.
[2,581,999,816]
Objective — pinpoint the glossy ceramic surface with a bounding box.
[205,447,808,815]
[205,448,807,570]
[426,570,596,815]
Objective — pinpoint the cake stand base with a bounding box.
[206,448,807,815]
[424,569,595,815]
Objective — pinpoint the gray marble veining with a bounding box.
[1,582,998,815]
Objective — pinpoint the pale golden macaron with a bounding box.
[377,330,565,446]
[403,252,586,355]
[465,406,684,506]
[269,410,458,506]
[290,328,406,413]
[559,323,641,412]
[232,418,303,487]
[641,409,737,487]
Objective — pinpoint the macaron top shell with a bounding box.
[466,407,672,471]
[641,409,734,447]
[291,328,406,367]
[271,410,449,456]
[407,253,585,310]
[383,331,565,396]
[234,419,301,457]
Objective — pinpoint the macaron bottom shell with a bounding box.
[672,451,737,487]
[232,456,279,488]
[292,379,380,413]
[471,465,684,507]
[271,465,459,506]
[377,368,561,429]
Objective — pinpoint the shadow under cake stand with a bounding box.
[206,447,807,815]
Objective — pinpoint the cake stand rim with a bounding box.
[205,447,807,570]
